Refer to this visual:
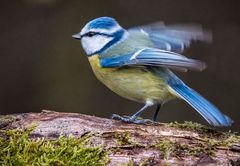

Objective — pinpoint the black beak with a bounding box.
[72,33,81,40]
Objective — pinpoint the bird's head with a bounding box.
[73,17,127,56]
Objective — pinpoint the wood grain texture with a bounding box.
[1,110,239,165]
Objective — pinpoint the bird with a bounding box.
[72,17,232,127]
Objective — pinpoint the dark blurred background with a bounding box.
[0,0,239,130]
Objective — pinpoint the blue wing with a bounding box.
[129,22,212,52]
[100,48,206,72]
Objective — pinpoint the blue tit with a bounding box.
[72,17,232,127]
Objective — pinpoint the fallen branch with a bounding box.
[0,110,239,165]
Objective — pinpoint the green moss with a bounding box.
[115,132,132,146]
[168,121,240,153]
[154,139,212,160]
[153,133,240,159]
[154,139,176,166]
[218,134,240,146]
[0,127,109,165]
[168,121,217,134]
[185,134,240,157]
[201,134,240,154]
[186,143,215,156]
[139,157,155,166]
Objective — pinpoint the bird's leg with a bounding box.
[112,102,154,124]
[153,104,162,121]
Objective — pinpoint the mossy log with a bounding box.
[0,110,240,165]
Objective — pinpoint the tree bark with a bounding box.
[1,110,240,165]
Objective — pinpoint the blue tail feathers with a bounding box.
[168,73,232,127]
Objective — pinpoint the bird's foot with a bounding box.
[111,114,153,124]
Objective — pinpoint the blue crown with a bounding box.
[87,17,118,30]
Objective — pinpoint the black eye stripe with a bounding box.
[86,32,95,37]
[82,32,113,38]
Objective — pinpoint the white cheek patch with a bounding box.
[81,35,113,55]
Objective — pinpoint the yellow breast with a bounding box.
[88,55,174,103]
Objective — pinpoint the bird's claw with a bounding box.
[111,114,153,124]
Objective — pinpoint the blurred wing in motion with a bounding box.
[129,22,212,52]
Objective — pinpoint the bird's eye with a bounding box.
[86,32,95,37]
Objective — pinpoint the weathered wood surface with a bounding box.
[1,110,240,165]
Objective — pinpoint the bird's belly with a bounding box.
[88,55,174,103]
